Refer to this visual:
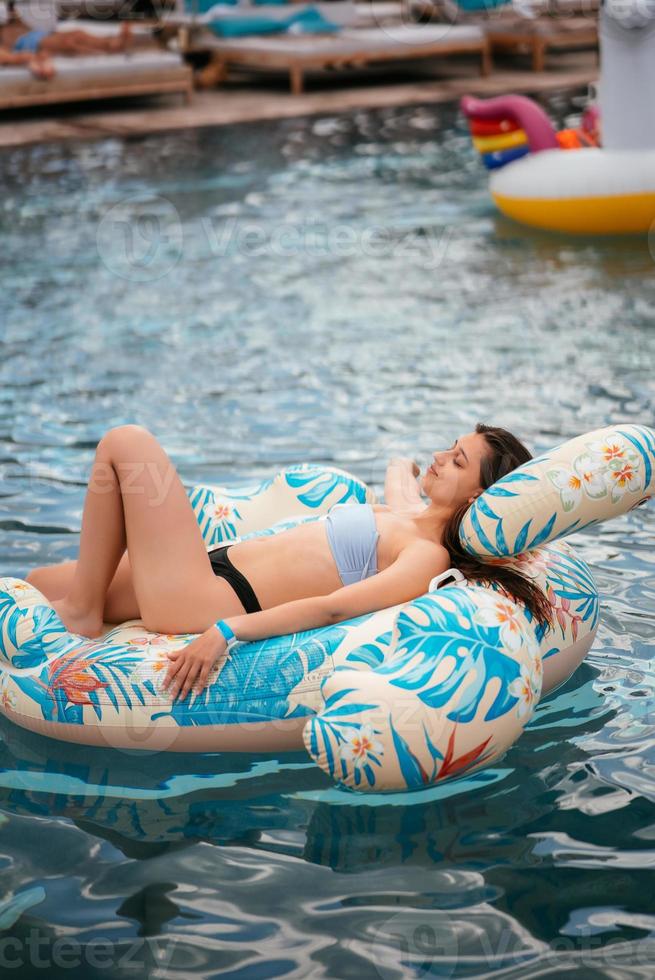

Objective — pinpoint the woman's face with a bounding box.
[420,431,489,511]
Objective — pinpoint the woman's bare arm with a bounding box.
[229,594,333,642]
[163,541,450,699]
[384,457,425,512]
[227,540,448,640]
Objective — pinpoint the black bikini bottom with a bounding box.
[207,545,262,614]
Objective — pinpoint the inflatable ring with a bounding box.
[461,91,655,234]
[472,130,528,155]
[1,425,651,793]
[481,144,530,171]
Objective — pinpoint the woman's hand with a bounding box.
[162,626,227,701]
[389,456,421,478]
[385,457,424,512]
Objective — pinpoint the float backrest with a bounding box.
[188,463,375,546]
[459,424,654,558]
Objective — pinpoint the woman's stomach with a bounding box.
[226,520,345,609]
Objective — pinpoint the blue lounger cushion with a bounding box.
[207,6,340,37]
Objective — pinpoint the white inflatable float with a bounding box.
[461,0,655,234]
[0,424,653,793]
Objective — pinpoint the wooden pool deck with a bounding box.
[0,49,597,148]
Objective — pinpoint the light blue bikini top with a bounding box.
[324,502,380,586]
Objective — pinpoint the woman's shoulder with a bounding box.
[398,538,450,577]
[372,504,449,573]
[371,503,426,515]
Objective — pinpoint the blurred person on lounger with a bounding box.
[0,0,131,78]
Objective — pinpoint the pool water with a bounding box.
[0,100,654,978]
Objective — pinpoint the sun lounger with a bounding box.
[165,1,437,31]
[485,15,597,70]
[353,2,406,25]
[163,0,360,27]
[514,0,600,14]
[409,0,598,70]
[0,50,192,109]
[410,0,600,20]
[183,23,490,93]
[0,14,192,109]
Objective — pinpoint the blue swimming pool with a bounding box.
[0,100,654,978]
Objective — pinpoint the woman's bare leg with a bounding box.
[27,552,141,624]
[51,424,243,638]
[40,24,132,56]
[0,48,55,79]
[50,429,130,637]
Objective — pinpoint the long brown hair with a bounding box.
[441,423,553,631]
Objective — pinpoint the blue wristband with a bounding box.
[214,619,238,651]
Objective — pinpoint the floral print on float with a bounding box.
[305,587,543,792]
[459,425,655,558]
[0,448,608,793]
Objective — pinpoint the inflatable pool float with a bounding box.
[460,0,655,234]
[0,424,653,793]
[0,705,577,860]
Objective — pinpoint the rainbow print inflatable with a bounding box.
[461,0,655,234]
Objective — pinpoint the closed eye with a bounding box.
[450,442,463,467]
[451,439,467,467]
